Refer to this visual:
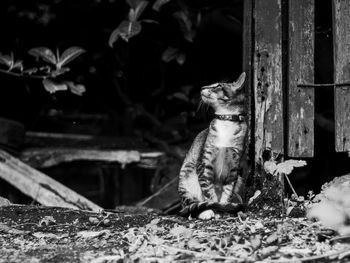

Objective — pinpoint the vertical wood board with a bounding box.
[333,0,350,152]
[254,0,283,163]
[288,0,315,157]
[243,0,253,181]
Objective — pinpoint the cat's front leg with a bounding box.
[198,165,218,202]
[220,170,243,205]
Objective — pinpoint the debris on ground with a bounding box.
[0,205,349,262]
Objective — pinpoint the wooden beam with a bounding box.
[0,150,102,211]
[288,0,315,157]
[24,131,148,150]
[333,0,350,152]
[20,148,164,169]
[254,0,283,163]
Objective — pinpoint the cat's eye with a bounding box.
[222,88,230,97]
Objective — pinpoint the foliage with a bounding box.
[109,0,156,45]
[264,159,307,176]
[3,206,350,262]
[0,46,85,95]
[308,174,350,235]
[109,0,201,65]
[263,159,308,216]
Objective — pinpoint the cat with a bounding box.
[178,72,247,220]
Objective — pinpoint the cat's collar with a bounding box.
[214,114,245,122]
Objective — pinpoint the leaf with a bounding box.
[250,234,262,250]
[266,232,278,244]
[275,160,307,175]
[132,1,148,21]
[264,160,306,176]
[149,218,160,225]
[140,19,158,24]
[0,54,13,68]
[176,53,186,65]
[76,230,110,239]
[162,47,178,62]
[57,47,85,68]
[264,161,278,175]
[126,0,144,8]
[65,81,86,96]
[169,225,192,239]
[28,47,57,65]
[169,92,189,102]
[162,47,185,65]
[12,60,23,71]
[173,11,195,42]
[38,215,56,227]
[109,20,142,46]
[152,0,171,11]
[42,79,68,94]
[187,238,202,250]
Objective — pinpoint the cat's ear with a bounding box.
[234,72,246,88]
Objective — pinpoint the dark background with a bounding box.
[0,0,243,132]
[0,0,349,208]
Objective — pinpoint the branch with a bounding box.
[0,68,48,79]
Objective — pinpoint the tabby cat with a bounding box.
[178,72,247,220]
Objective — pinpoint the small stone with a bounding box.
[89,217,99,224]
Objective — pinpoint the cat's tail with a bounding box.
[179,201,243,218]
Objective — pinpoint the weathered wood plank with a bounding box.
[20,148,164,169]
[243,0,253,98]
[25,131,148,150]
[254,0,283,163]
[333,0,350,152]
[0,150,102,211]
[288,0,315,157]
[242,0,253,189]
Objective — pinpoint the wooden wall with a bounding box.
[333,0,350,152]
[253,0,283,164]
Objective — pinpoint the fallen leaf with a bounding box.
[38,216,56,227]
[77,230,110,239]
[266,232,278,244]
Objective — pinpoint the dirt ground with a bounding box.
[0,205,350,263]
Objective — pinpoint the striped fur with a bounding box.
[178,73,247,219]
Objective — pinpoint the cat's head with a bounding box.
[200,72,246,113]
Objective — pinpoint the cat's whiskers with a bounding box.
[196,100,203,113]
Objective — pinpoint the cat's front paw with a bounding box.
[198,209,215,220]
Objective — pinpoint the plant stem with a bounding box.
[0,68,47,79]
[284,173,298,197]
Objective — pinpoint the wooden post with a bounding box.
[288,0,315,157]
[333,0,350,152]
[242,0,253,190]
[254,0,283,164]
